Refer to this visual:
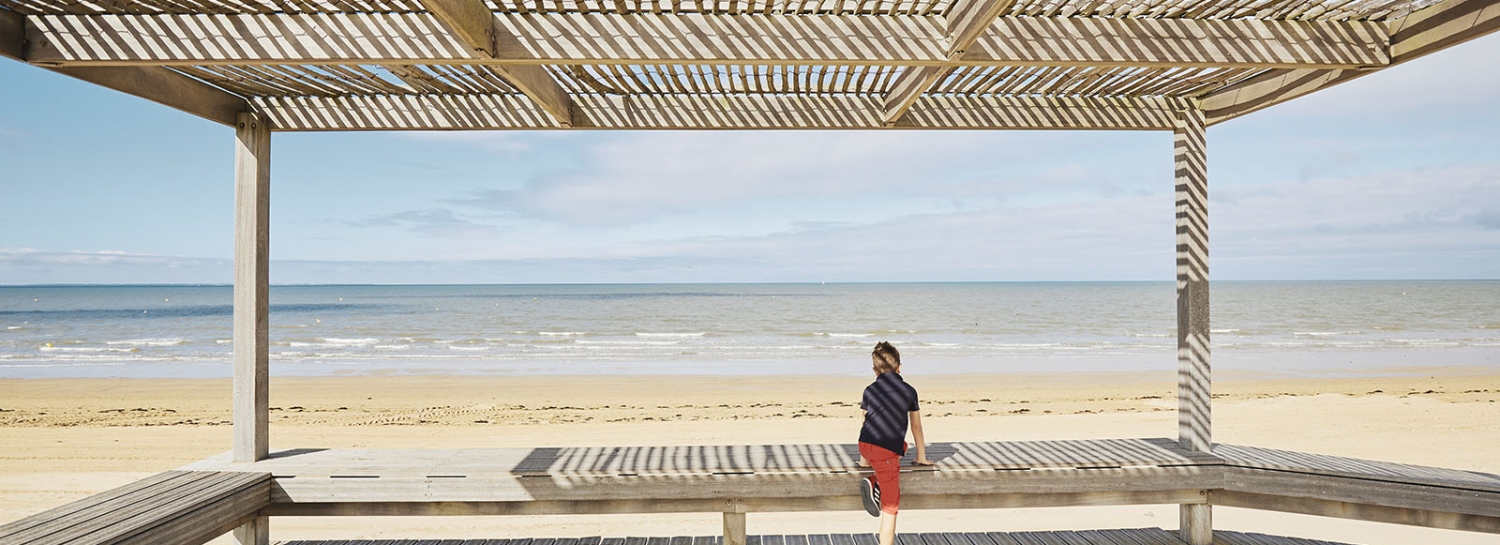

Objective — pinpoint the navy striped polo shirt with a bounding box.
[859,371,920,456]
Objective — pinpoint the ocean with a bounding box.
[1,282,1497,378]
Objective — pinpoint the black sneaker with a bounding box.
[859,475,881,517]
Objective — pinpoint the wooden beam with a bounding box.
[880,66,949,126]
[1388,0,1500,62]
[1210,490,1500,534]
[419,0,495,56]
[1218,466,1500,516]
[946,0,1019,57]
[880,0,1016,125]
[48,66,248,126]
[493,64,580,128]
[412,0,576,126]
[0,8,22,61]
[1203,0,1500,123]
[233,112,270,465]
[5,11,248,126]
[251,93,1185,131]
[25,13,1390,69]
[1201,67,1355,124]
[266,489,1213,517]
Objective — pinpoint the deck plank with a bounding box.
[0,471,201,541]
[16,471,265,545]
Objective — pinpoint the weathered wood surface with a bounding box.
[0,0,1434,21]
[0,8,250,126]
[413,0,577,126]
[233,111,270,465]
[189,439,1217,477]
[0,470,271,545]
[274,528,1359,545]
[1202,0,1500,123]
[22,13,1390,68]
[181,439,1220,510]
[1211,487,1500,534]
[172,439,1500,534]
[1173,106,1214,545]
[880,0,1016,125]
[5,0,1498,131]
[1214,444,1500,493]
[250,94,1189,131]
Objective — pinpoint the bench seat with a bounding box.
[0,470,271,545]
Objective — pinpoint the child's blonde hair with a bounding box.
[872,341,901,374]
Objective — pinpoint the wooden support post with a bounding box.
[232,515,269,545]
[233,112,271,465]
[1174,106,1212,545]
[723,511,746,545]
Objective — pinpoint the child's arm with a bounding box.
[910,411,933,465]
[857,409,870,467]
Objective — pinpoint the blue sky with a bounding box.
[2,35,1499,285]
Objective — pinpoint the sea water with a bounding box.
[1,282,1497,378]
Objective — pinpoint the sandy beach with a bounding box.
[2,370,1498,544]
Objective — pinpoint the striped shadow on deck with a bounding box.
[276,529,1359,545]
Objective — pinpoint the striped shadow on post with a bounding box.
[1174,105,1212,545]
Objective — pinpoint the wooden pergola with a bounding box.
[2,0,1498,544]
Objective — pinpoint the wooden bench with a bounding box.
[13,440,1497,544]
[1211,444,1500,534]
[176,439,1500,542]
[0,470,271,545]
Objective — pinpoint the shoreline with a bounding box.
[3,346,1497,380]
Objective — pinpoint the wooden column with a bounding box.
[723,504,747,545]
[232,516,268,545]
[1174,106,1212,545]
[232,112,271,545]
[233,111,271,463]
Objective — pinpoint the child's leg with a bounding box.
[857,442,902,544]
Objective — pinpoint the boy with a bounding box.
[857,341,932,545]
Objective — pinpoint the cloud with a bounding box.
[453,131,1152,227]
[1216,165,1500,236]
[398,132,538,156]
[0,248,231,284]
[346,208,498,238]
[1475,210,1500,230]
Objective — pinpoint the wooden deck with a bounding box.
[274,529,1359,545]
[178,438,1500,534]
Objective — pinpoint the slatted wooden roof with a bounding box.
[1,0,1496,130]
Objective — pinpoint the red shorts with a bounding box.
[859,441,904,515]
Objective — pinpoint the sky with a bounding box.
[2,34,1499,285]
